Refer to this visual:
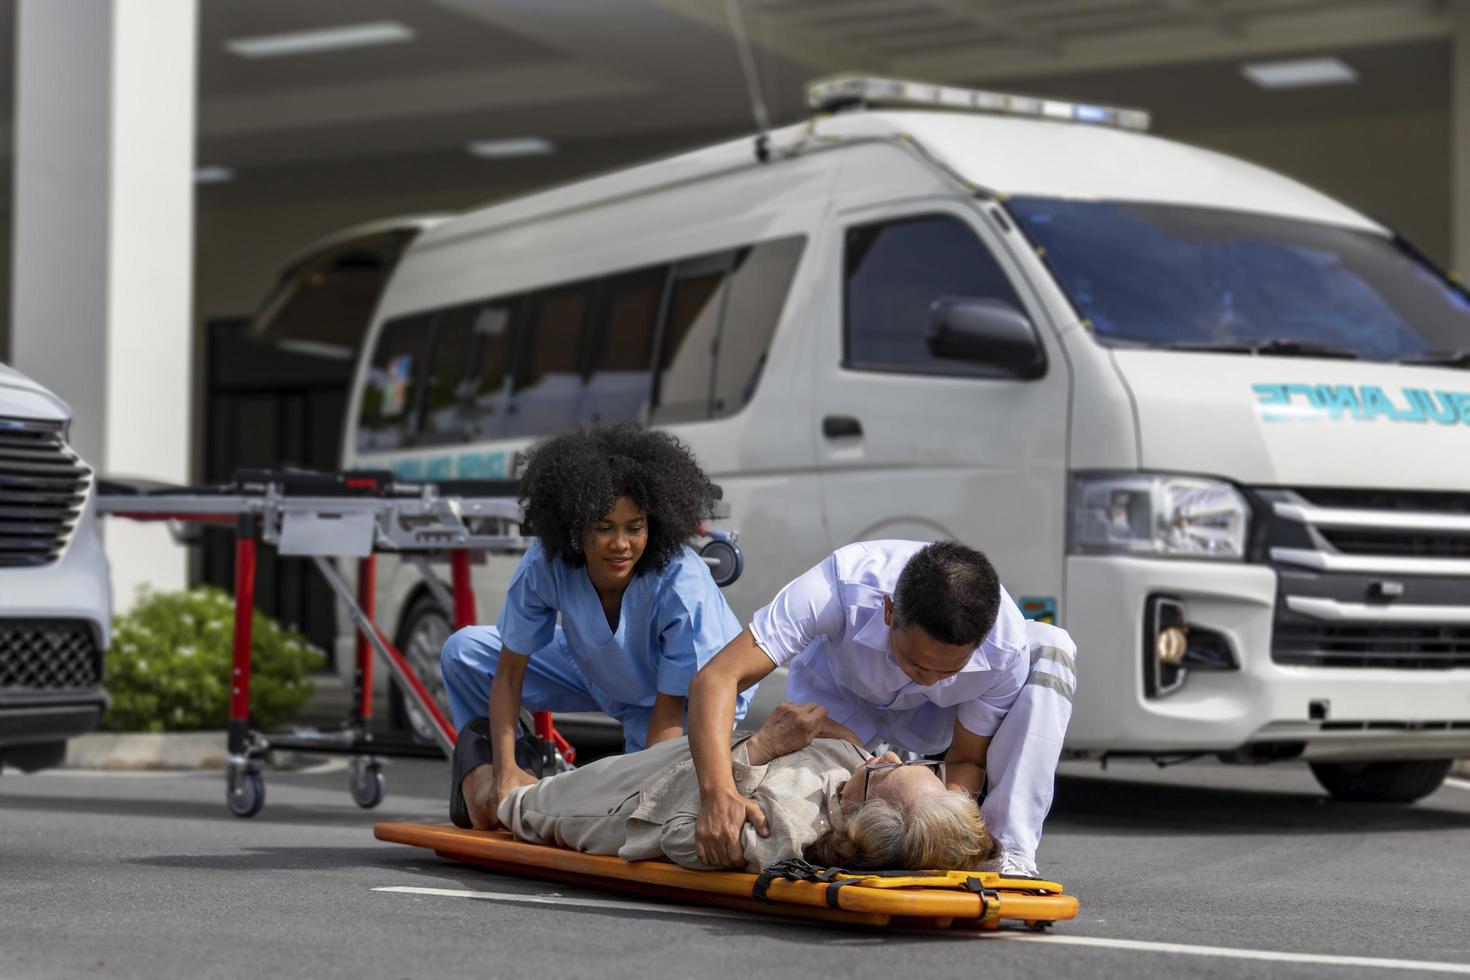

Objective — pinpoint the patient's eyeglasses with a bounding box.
[861,758,947,802]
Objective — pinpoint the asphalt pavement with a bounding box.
[3,753,1468,979]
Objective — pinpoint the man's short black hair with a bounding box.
[892,542,1001,647]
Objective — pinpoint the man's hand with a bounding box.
[694,787,768,868]
[746,702,829,763]
[463,763,538,831]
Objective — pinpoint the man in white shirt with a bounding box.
[687,540,1076,877]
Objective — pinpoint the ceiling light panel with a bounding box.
[1240,57,1358,90]
[226,21,415,59]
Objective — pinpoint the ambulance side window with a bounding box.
[581,265,669,426]
[506,282,592,437]
[417,297,519,446]
[844,214,1023,376]
[651,253,732,424]
[649,235,805,424]
[712,237,805,418]
[356,312,434,452]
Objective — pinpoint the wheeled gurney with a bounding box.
[374,823,1080,931]
[97,469,743,817]
[97,470,524,815]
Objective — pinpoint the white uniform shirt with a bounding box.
[750,540,1031,754]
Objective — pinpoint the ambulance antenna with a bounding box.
[724,0,772,162]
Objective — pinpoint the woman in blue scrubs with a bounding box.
[442,423,750,830]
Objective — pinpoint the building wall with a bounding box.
[1170,108,1451,266]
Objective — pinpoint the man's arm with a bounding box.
[943,718,992,797]
[686,628,776,867]
[645,692,687,747]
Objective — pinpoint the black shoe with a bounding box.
[449,717,493,829]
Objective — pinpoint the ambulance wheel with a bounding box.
[392,595,456,745]
[350,757,386,809]
[1309,759,1452,803]
[228,771,265,818]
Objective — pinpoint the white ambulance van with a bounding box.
[0,361,110,772]
[342,75,1470,802]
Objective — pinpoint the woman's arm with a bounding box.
[645,692,687,747]
[487,649,539,819]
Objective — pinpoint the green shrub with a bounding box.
[104,587,323,733]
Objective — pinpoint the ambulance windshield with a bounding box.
[1008,198,1470,362]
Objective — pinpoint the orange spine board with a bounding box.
[375,822,1079,925]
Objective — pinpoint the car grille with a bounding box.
[0,417,92,568]
[1256,487,1470,670]
[0,620,101,689]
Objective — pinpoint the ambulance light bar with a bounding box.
[806,74,1151,132]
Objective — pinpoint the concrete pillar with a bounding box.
[10,0,198,609]
[1454,2,1470,274]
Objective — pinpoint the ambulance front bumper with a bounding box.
[1063,556,1470,760]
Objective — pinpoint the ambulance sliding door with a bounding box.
[814,199,1069,615]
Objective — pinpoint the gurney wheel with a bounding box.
[228,771,265,818]
[350,758,386,809]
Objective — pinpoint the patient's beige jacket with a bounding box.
[497,734,868,873]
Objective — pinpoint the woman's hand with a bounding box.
[746,701,855,764]
[694,787,768,868]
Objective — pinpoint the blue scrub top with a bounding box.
[497,541,750,714]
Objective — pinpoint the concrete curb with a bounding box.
[64,731,230,770]
[62,732,319,771]
[1454,759,1470,780]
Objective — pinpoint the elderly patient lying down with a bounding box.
[469,702,999,873]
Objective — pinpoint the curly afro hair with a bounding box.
[519,422,718,574]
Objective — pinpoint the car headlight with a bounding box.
[1069,473,1249,560]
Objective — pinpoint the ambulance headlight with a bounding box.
[1069,474,1250,560]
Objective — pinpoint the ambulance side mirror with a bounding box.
[926,297,1046,379]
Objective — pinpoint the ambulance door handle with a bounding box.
[822,415,863,439]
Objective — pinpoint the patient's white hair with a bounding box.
[803,791,999,870]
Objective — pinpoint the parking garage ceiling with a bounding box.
[0,0,1455,174]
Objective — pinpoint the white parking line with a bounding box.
[1444,777,1470,792]
[374,885,749,921]
[377,885,1470,973]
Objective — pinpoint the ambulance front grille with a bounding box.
[0,418,91,568]
[1256,486,1470,669]
[1315,527,1470,559]
[1274,623,1470,669]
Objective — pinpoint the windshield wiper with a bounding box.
[1395,349,1470,368]
[1161,339,1360,359]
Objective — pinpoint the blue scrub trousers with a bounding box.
[440,625,655,753]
